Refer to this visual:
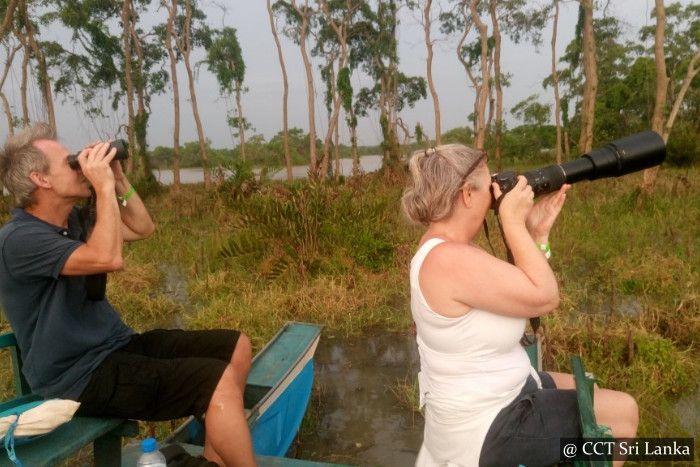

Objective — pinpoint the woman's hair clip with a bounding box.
[425,146,437,157]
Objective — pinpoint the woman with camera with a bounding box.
[402,144,638,466]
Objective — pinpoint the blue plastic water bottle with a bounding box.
[136,437,167,467]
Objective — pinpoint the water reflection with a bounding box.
[298,333,424,466]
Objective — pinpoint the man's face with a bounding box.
[33,140,92,200]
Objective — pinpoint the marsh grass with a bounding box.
[0,166,697,462]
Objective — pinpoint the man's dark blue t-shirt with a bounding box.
[0,207,134,400]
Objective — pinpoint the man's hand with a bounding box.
[76,141,117,194]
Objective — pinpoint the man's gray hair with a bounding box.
[0,123,56,208]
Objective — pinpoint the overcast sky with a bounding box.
[0,0,663,151]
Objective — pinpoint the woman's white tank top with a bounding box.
[410,238,538,466]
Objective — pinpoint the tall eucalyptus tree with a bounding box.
[578,0,597,153]
[641,1,700,194]
[159,0,183,190]
[420,0,441,145]
[19,0,55,129]
[50,0,124,133]
[274,0,319,179]
[317,0,361,181]
[4,0,56,128]
[171,0,213,188]
[267,0,293,182]
[440,0,488,146]
[123,2,167,180]
[0,0,21,134]
[352,0,426,179]
[550,0,563,164]
[206,26,248,161]
[0,0,17,39]
[486,0,546,169]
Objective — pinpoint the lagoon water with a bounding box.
[296,333,423,466]
[151,155,383,185]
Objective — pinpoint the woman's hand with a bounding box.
[525,184,571,243]
[492,176,535,226]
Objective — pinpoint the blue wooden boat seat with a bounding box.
[123,322,329,465]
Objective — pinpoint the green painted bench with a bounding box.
[571,355,613,467]
[524,339,613,466]
[0,332,139,467]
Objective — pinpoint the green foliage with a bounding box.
[215,159,258,198]
[205,27,245,94]
[510,94,551,127]
[666,124,700,167]
[218,178,402,281]
[440,126,474,145]
[500,124,556,165]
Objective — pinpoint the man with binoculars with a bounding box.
[0,123,256,466]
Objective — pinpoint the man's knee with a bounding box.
[233,333,252,367]
[211,365,244,401]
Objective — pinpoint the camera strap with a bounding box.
[485,195,540,346]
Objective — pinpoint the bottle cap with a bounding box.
[141,437,157,453]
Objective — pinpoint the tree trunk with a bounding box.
[165,0,181,191]
[455,4,477,138]
[19,0,54,130]
[321,0,359,178]
[182,0,210,188]
[17,26,29,126]
[664,48,700,135]
[334,111,340,183]
[349,107,359,178]
[235,82,246,161]
[321,60,338,180]
[0,43,21,134]
[267,0,292,182]
[489,0,502,170]
[131,26,154,181]
[291,0,317,179]
[642,0,669,196]
[470,0,488,148]
[551,0,563,164]
[578,0,597,153]
[424,0,441,145]
[121,0,136,173]
[0,0,18,40]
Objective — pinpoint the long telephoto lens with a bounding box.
[493,130,666,198]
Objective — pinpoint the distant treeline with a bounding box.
[148,124,698,170]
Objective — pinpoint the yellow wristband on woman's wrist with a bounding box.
[536,242,551,260]
[118,185,135,207]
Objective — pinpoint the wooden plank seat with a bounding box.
[0,332,139,467]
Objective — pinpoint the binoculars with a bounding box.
[67,139,129,170]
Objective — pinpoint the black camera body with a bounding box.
[67,139,129,170]
[492,130,666,198]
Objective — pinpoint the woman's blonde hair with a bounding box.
[401,144,487,226]
[0,123,56,208]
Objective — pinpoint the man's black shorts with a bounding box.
[76,328,240,421]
